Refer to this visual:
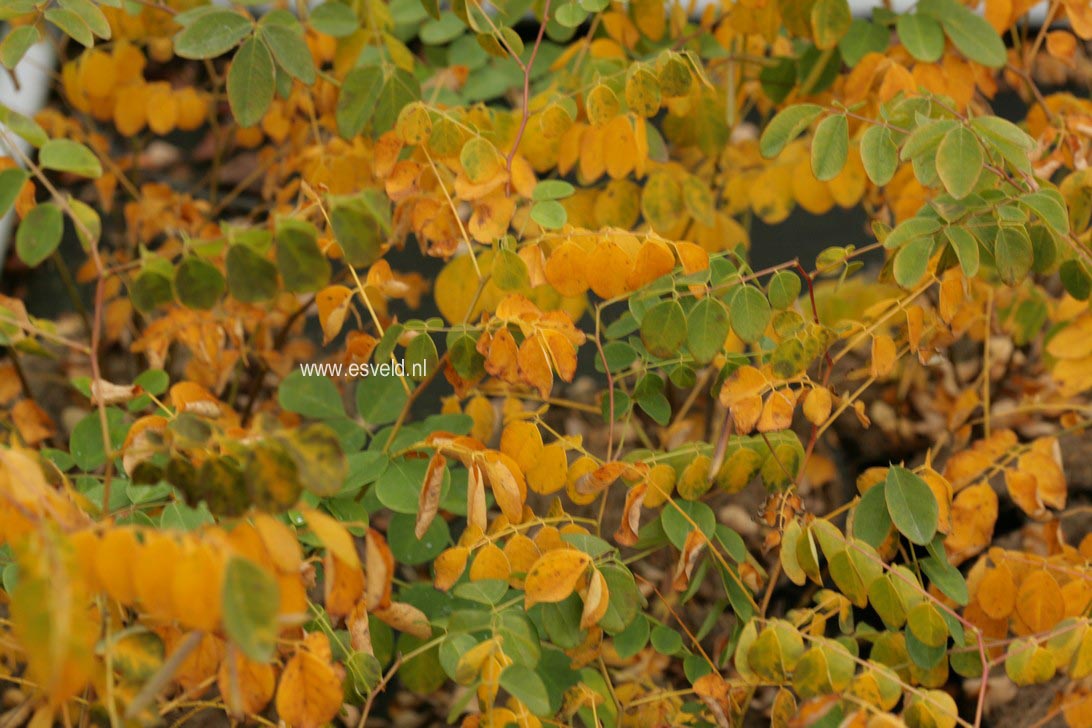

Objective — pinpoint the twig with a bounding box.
[504,0,553,178]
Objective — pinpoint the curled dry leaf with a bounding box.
[673,529,708,592]
[365,528,394,610]
[373,601,432,640]
[580,569,610,629]
[416,452,446,539]
[614,482,647,547]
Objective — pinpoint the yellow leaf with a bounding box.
[302,508,360,569]
[944,481,997,566]
[434,546,470,590]
[524,548,592,608]
[324,553,364,618]
[631,0,666,40]
[146,82,179,136]
[802,387,832,426]
[603,115,637,179]
[252,513,302,574]
[275,649,343,728]
[870,334,896,378]
[172,539,224,632]
[975,563,1016,620]
[502,534,540,589]
[525,440,568,495]
[482,451,526,523]
[469,543,511,581]
[1017,570,1065,633]
[585,239,635,300]
[757,390,795,433]
[218,648,275,719]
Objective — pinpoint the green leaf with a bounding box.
[0,104,47,147]
[226,243,279,302]
[896,14,944,63]
[336,65,383,138]
[374,67,420,134]
[275,220,330,292]
[491,248,530,291]
[0,167,28,218]
[971,116,1034,174]
[893,236,934,288]
[1019,190,1069,235]
[0,26,39,70]
[1060,259,1092,300]
[173,256,225,310]
[907,602,948,648]
[885,216,941,250]
[261,23,316,84]
[884,466,938,546]
[686,297,729,364]
[838,19,888,67]
[58,0,110,40]
[330,191,389,266]
[532,180,575,201]
[759,104,823,158]
[994,226,1033,286]
[44,8,93,48]
[222,557,279,662]
[640,300,687,358]
[356,375,407,425]
[174,10,252,59]
[860,125,898,186]
[811,114,849,181]
[70,407,128,472]
[16,202,63,268]
[853,483,892,549]
[531,199,567,229]
[310,2,359,36]
[810,0,851,50]
[405,332,438,381]
[729,285,772,343]
[500,665,551,716]
[39,139,102,179]
[767,270,801,309]
[278,370,345,419]
[936,126,982,199]
[944,227,980,277]
[920,0,1006,67]
[662,500,716,550]
[227,37,275,128]
[130,271,174,314]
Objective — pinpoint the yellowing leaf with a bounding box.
[524,549,592,608]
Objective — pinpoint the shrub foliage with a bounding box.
[1,0,1092,726]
